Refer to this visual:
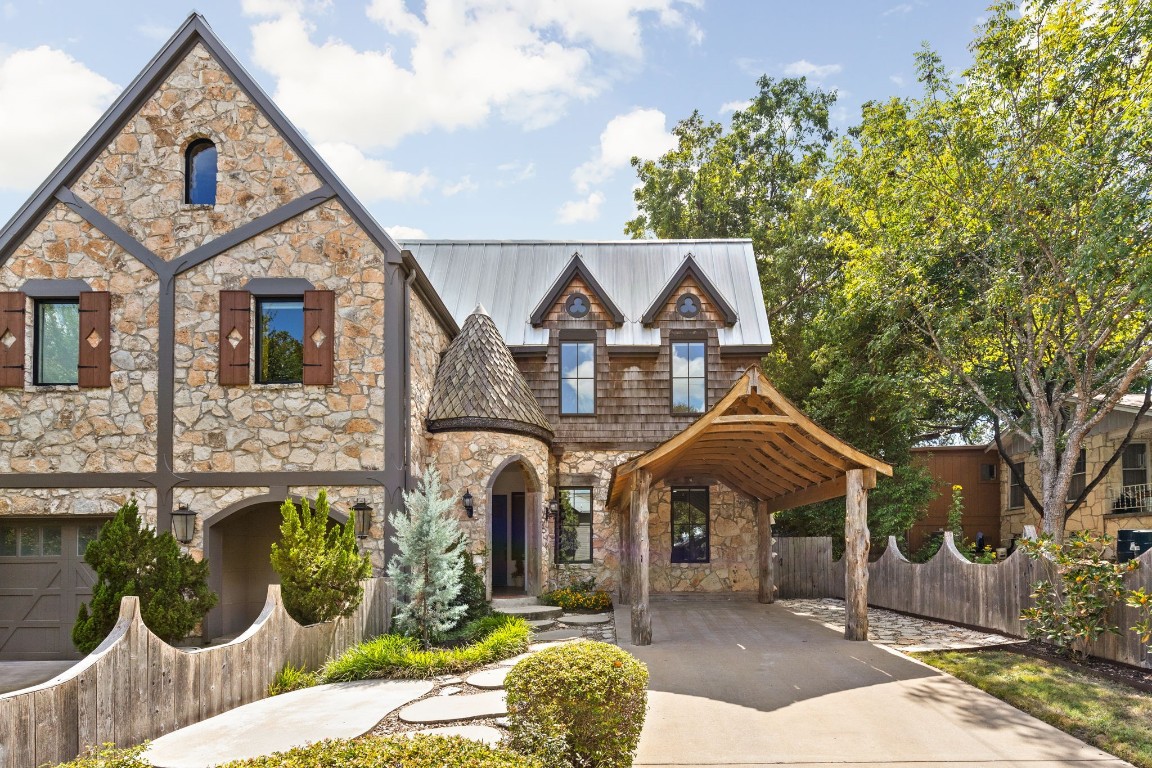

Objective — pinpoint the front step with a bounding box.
[491,597,563,622]
[527,618,557,631]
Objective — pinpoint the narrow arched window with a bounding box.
[185,139,217,205]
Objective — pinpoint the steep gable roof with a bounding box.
[529,252,625,326]
[427,306,553,442]
[0,13,457,334]
[641,253,738,326]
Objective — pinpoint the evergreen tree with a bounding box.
[73,498,217,654]
[388,467,467,649]
[270,490,371,625]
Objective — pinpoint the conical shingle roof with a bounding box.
[427,306,553,442]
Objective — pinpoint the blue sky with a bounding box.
[0,0,992,241]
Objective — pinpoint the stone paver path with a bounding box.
[398,689,508,724]
[778,597,1022,651]
[466,666,510,689]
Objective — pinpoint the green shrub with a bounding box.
[220,735,540,768]
[505,640,648,768]
[270,490,371,626]
[453,546,491,624]
[52,742,150,768]
[541,576,613,612]
[320,615,530,682]
[267,663,319,696]
[1020,531,1140,659]
[73,499,217,654]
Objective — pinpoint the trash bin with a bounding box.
[1117,529,1152,562]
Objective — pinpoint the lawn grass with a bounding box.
[913,650,1152,768]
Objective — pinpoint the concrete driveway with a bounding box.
[617,599,1133,768]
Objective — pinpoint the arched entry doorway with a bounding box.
[202,494,347,640]
[487,458,542,597]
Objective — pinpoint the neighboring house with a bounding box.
[908,445,1001,553]
[0,14,889,660]
[999,394,1152,549]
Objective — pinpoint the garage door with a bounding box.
[0,520,102,660]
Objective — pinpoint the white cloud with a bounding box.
[557,191,604,224]
[890,74,905,87]
[571,108,675,193]
[385,225,428,239]
[442,176,478,196]
[496,160,536,186]
[243,1,701,149]
[720,99,751,114]
[315,142,434,202]
[783,59,843,81]
[882,3,914,16]
[0,46,118,191]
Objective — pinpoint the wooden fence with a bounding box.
[774,534,1152,669]
[0,578,392,768]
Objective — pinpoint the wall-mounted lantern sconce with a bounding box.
[462,490,474,518]
[171,505,196,545]
[351,499,373,539]
[544,496,560,521]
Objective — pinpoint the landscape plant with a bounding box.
[52,742,151,768]
[541,576,613,612]
[1019,531,1140,659]
[219,734,542,768]
[388,467,467,649]
[73,498,217,654]
[270,489,371,626]
[267,663,318,696]
[505,640,648,768]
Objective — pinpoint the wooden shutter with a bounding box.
[77,291,111,388]
[302,289,335,386]
[0,292,25,388]
[218,290,251,386]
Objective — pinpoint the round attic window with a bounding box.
[566,293,591,318]
[676,293,701,319]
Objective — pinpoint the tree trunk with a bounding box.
[844,469,870,641]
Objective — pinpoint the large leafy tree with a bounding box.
[830,0,1152,540]
[628,76,942,546]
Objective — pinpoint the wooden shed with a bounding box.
[908,445,1002,553]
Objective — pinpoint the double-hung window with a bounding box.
[560,341,595,414]
[1066,448,1086,502]
[34,299,80,385]
[1008,461,1025,510]
[671,487,709,563]
[556,487,593,564]
[670,341,706,414]
[1116,444,1149,513]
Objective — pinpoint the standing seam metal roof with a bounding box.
[400,240,772,347]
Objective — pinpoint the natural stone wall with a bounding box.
[72,44,323,262]
[173,199,386,473]
[648,480,758,593]
[0,488,157,522]
[409,290,451,474]
[551,449,637,592]
[425,430,551,589]
[0,203,159,472]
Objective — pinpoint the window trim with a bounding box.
[254,295,305,385]
[555,486,594,564]
[558,339,596,416]
[670,339,707,415]
[1008,461,1025,510]
[670,486,710,564]
[32,297,80,386]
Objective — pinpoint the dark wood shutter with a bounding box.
[77,291,110,388]
[219,290,251,386]
[302,290,335,386]
[0,292,25,388]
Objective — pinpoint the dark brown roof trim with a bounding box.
[529,252,625,327]
[427,417,553,444]
[606,345,661,357]
[508,346,549,358]
[641,254,738,326]
[401,251,460,336]
[718,344,773,357]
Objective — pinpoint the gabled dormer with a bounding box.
[529,252,624,328]
[641,254,738,327]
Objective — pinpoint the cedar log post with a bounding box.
[757,500,775,604]
[618,507,633,604]
[630,469,652,645]
[844,468,870,640]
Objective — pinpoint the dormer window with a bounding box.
[185,139,218,205]
[676,293,701,319]
[565,293,590,319]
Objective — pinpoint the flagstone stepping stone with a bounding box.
[492,603,563,621]
[527,618,556,630]
[559,613,613,625]
[145,679,433,768]
[410,725,504,746]
[496,652,534,667]
[398,690,507,724]
[439,686,463,696]
[530,631,582,646]
[465,666,510,689]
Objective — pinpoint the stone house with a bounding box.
[0,14,891,659]
[999,395,1152,551]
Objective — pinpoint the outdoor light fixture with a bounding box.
[544,496,560,521]
[171,505,196,545]
[352,499,373,539]
[462,490,474,518]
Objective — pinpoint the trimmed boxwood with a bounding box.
[219,735,541,768]
[505,640,648,768]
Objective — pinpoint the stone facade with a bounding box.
[72,44,323,261]
[409,290,452,474]
[0,488,157,522]
[648,480,759,593]
[552,449,637,592]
